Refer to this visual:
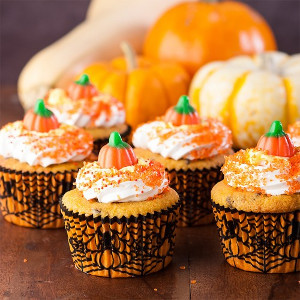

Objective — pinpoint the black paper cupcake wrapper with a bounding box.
[0,165,78,228]
[168,166,223,227]
[212,201,300,273]
[92,125,131,154]
[60,200,180,278]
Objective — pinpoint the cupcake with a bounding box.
[0,99,93,228]
[133,95,233,227]
[45,74,131,153]
[288,121,300,146]
[211,121,299,273]
[60,132,180,277]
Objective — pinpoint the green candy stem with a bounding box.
[265,121,286,137]
[174,95,195,114]
[109,132,129,148]
[75,74,90,86]
[34,99,52,117]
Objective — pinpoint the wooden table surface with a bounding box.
[0,87,299,300]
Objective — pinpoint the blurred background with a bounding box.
[1,0,300,85]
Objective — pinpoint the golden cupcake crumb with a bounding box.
[62,187,179,218]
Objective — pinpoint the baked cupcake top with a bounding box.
[45,74,125,128]
[222,121,299,196]
[287,121,300,147]
[132,95,232,160]
[76,132,169,203]
[0,99,93,167]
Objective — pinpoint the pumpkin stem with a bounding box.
[265,121,286,137]
[174,95,195,114]
[109,132,129,148]
[34,99,52,117]
[120,42,137,72]
[75,74,90,85]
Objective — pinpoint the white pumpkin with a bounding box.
[189,51,300,148]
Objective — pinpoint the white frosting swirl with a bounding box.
[291,136,300,147]
[76,159,169,203]
[46,89,125,128]
[0,121,93,167]
[287,122,300,147]
[132,120,232,160]
[222,149,300,196]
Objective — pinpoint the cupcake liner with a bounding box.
[0,165,78,228]
[60,200,180,278]
[168,167,223,227]
[93,125,132,154]
[212,201,300,273]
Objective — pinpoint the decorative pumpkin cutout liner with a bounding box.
[256,121,295,157]
[164,95,200,126]
[23,99,59,133]
[67,74,99,101]
[98,131,138,169]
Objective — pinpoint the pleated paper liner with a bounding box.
[92,125,132,154]
[168,166,223,227]
[60,200,180,278]
[0,165,78,229]
[212,201,300,273]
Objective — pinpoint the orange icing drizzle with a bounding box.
[2,121,93,162]
[222,148,300,195]
[77,159,168,196]
[139,118,232,159]
[45,89,124,127]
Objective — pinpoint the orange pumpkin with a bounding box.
[256,121,295,157]
[67,74,99,101]
[98,131,138,169]
[144,1,277,75]
[78,43,190,128]
[23,99,59,133]
[164,95,199,126]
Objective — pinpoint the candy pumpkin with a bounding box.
[67,74,98,100]
[189,51,300,149]
[164,95,199,126]
[144,1,276,75]
[79,43,190,128]
[23,99,59,133]
[257,121,295,157]
[98,131,137,169]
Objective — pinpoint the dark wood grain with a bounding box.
[0,87,299,300]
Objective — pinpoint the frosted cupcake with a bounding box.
[133,95,233,226]
[288,121,300,147]
[212,121,299,273]
[45,74,131,153]
[60,132,179,277]
[0,99,93,228]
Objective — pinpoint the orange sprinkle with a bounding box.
[222,148,300,195]
[77,159,168,196]
[2,121,93,164]
[45,89,125,127]
[135,118,232,159]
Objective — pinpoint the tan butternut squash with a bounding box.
[18,0,190,110]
